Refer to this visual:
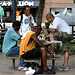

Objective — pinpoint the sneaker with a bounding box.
[25,67,35,75]
[43,68,56,74]
[18,66,28,71]
[18,66,24,71]
[25,70,35,75]
[64,67,69,71]
[48,66,52,70]
[22,67,28,71]
[58,66,69,71]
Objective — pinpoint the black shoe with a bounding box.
[34,65,43,74]
[43,68,56,74]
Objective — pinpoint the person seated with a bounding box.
[20,25,56,74]
[2,21,28,71]
[39,21,51,41]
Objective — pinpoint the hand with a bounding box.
[49,52,54,58]
[43,36,46,39]
[28,13,32,19]
[44,43,48,45]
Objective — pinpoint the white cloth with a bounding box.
[46,40,62,47]
[21,30,31,39]
[25,67,35,75]
[52,17,72,34]
[17,14,35,35]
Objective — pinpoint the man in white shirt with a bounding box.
[17,6,35,35]
[45,13,73,71]
[16,6,35,71]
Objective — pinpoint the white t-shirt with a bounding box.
[17,14,35,35]
[52,17,72,34]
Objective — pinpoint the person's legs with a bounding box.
[8,46,20,55]
[58,33,72,70]
[8,46,28,68]
[22,47,56,74]
[22,47,47,70]
[19,57,28,67]
[49,33,55,52]
[62,33,72,68]
[22,47,42,59]
[1,15,3,23]
[64,51,69,67]
[50,32,72,71]
[58,42,69,71]
[22,47,42,71]
[50,32,63,53]
[63,42,69,68]
[41,47,47,70]
[1,19,2,22]
[18,57,28,71]
[41,47,56,74]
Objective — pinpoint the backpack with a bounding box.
[20,14,23,23]
[20,14,23,33]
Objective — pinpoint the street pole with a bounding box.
[13,0,16,22]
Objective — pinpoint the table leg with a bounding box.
[12,59,15,69]
[52,60,55,70]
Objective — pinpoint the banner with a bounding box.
[16,11,21,19]
[0,1,39,6]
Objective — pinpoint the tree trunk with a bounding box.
[36,0,45,25]
[73,0,75,3]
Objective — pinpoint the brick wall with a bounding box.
[45,0,74,4]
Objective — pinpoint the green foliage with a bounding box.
[48,43,75,53]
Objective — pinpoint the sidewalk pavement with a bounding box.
[0,52,75,75]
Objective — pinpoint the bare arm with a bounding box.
[31,33,55,57]
[16,31,22,40]
[44,28,56,38]
[31,34,46,47]
[51,28,56,33]
[28,14,34,27]
[44,34,50,38]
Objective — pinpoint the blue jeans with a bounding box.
[8,46,27,67]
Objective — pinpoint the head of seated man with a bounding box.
[31,25,42,36]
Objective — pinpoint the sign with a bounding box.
[0,1,12,6]
[0,1,36,6]
[17,1,34,6]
